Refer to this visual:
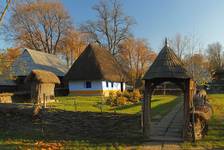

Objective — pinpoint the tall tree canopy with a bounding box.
[118,37,156,87]
[7,0,73,54]
[59,28,87,67]
[80,0,134,55]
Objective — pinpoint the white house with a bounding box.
[65,44,127,96]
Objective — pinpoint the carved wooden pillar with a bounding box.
[143,81,152,139]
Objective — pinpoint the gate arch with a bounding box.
[142,38,196,140]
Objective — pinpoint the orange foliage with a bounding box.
[118,37,156,87]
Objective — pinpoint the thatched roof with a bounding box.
[25,69,60,84]
[143,40,190,80]
[12,48,68,76]
[65,44,127,82]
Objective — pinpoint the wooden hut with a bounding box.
[65,44,127,96]
[142,38,195,140]
[25,70,60,104]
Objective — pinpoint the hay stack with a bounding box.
[25,70,60,105]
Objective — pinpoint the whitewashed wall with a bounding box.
[102,81,125,91]
[68,81,102,91]
[68,80,126,91]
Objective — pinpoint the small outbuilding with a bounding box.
[65,43,127,96]
[25,70,60,104]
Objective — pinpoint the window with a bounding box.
[106,81,109,87]
[85,81,92,88]
[111,82,114,88]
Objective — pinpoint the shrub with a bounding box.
[116,91,122,97]
[130,89,142,103]
[106,91,117,106]
[117,96,128,105]
[123,90,131,99]
[106,90,142,106]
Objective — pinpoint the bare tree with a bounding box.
[207,42,223,72]
[6,0,73,54]
[80,0,134,55]
[169,33,189,59]
[181,33,204,82]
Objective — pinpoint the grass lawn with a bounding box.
[0,94,223,149]
[181,94,224,149]
[0,95,179,149]
[53,95,180,120]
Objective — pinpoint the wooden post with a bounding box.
[43,94,46,109]
[143,81,151,139]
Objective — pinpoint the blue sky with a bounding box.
[1,0,224,52]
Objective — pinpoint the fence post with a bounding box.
[43,93,46,109]
[74,97,77,111]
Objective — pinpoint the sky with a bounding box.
[1,0,224,52]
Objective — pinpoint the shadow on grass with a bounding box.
[0,97,182,148]
[151,96,181,121]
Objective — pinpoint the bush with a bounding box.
[106,91,117,106]
[130,89,142,103]
[117,96,128,105]
[116,91,122,97]
[106,90,142,106]
[123,90,131,99]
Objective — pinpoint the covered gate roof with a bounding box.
[143,39,190,80]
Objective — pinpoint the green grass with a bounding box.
[53,95,179,116]
[0,95,180,149]
[181,94,224,149]
[3,94,224,149]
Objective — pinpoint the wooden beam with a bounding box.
[143,81,152,139]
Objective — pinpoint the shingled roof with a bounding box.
[65,44,127,82]
[11,48,68,76]
[143,40,190,80]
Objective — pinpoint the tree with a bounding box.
[59,29,87,67]
[7,0,72,54]
[169,33,189,59]
[0,0,13,25]
[118,37,156,88]
[80,0,134,55]
[184,53,211,85]
[207,42,223,72]
[0,47,21,77]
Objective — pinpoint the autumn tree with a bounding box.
[59,29,87,67]
[184,53,211,85]
[0,47,21,77]
[118,37,156,88]
[207,42,223,72]
[80,0,134,55]
[6,0,72,54]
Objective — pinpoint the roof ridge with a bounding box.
[25,48,58,57]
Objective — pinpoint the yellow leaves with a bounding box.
[118,37,156,86]
[34,141,63,150]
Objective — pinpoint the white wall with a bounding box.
[102,81,125,91]
[69,80,126,91]
[69,80,102,91]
